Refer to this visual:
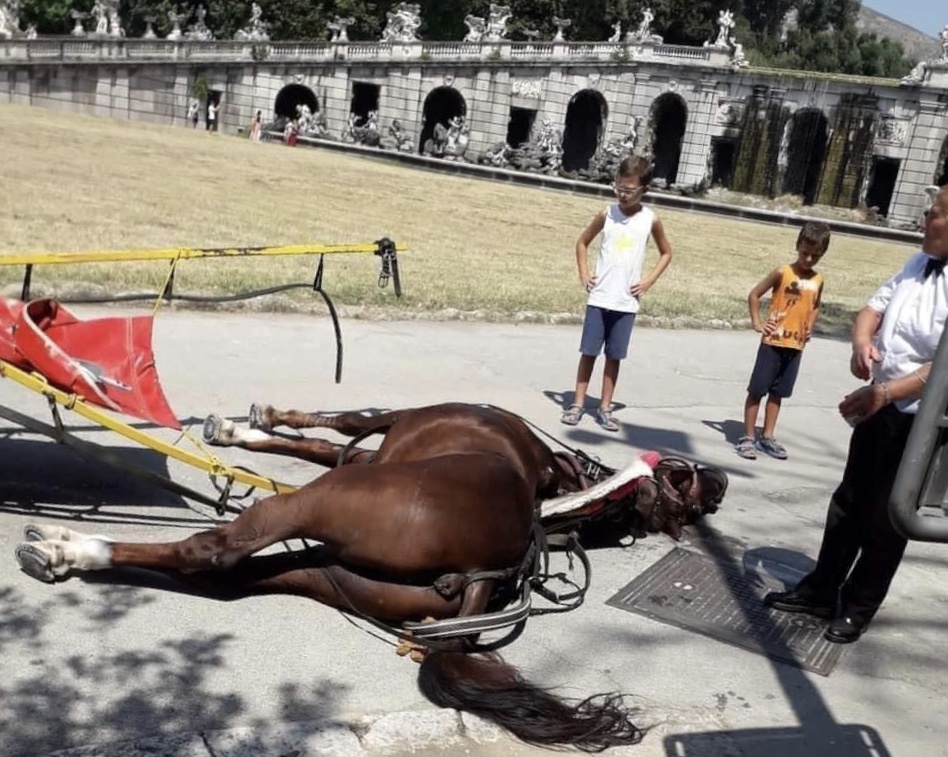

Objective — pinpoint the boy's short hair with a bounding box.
[797,221,831,254]
[617,156,654,187]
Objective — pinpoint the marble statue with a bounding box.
[731,40,749,68]
[635,7,654,40]
[901,60,927,86]
[552,16,571,43]
[187,4,214,41]
[381,119,414,152]
[235,2,270,41]
[24,22,34,38]
[0,0,21,40]
[423,116,470,160]
[107,1,124,38]
[463,14,486,42]
[381,3,421,43]
[166,9,185,41]
[142,15,157,39]
[484,4,512,42]
[328,16,354,42]
[714,9,735,47]
[91,0,108,36]
[607,21,622,44]
[69,9,87,37]
[940,24,948,61]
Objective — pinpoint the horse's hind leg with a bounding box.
[251,404,403,437]
[16,489,314,582]
[207,550,462,622]
[203,415,375,467]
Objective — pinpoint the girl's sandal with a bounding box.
[561,405,584,426]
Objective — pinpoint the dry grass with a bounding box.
[0,104,917,331]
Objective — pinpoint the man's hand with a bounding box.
[850,341,881,381]
[582,273,597,292]
[839,384,888,426]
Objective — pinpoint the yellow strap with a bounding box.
[0,358,296,495]
[0,242,407,267]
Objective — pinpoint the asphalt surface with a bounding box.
[1,309,946,757]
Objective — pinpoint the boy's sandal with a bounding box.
[735,435,757,459]
[595,408,620,432]
[561,405,584,426]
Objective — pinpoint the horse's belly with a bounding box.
[314,455,534,577]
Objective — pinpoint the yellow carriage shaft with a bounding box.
[0,241,407,266]
[0,357,297,496]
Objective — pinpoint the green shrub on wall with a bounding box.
[191,72,210,102]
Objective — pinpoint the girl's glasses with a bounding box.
[613,184,643,198]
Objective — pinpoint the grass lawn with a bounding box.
[0,104,917,333]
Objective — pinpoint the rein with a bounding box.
[318,516,592,653]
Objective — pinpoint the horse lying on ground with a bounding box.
[15,402,726,752]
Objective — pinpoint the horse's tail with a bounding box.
[417,650,644,751]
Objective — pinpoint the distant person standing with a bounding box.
[250,110,263,142]
[187,99,200,129]
[206,100,219,133]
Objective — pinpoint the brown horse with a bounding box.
[15,402,725,751]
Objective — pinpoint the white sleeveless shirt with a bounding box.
[587,204,655,314]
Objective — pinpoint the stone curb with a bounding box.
[45,709,504,757]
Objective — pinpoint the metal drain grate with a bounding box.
[606,548,845,676]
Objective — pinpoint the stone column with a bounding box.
[676,78,720,187]
[888,93,948,228]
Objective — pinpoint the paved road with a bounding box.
[0,310,945,757]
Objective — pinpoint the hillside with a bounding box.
[857,6,941,62]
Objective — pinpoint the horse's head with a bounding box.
[541,453,727,541]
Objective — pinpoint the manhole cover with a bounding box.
[606,548,844,676]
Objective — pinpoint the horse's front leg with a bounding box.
[250,403,401,437]
[203,415,375,467]
[15,489,313,582]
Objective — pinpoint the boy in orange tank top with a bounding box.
[736,221,830,459]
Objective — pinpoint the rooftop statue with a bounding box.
[0,0,21,40]
[484,4,512,42]
[552,16,571,43]
[381,3,422,43]
[187,4,214,41]
[234,2,270,41]
[328,16,354,43]
[463,14,486,43]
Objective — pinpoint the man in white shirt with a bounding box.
[765,186,948,643]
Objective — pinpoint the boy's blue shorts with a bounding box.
[579,306,636,360]
[747,342,802,398]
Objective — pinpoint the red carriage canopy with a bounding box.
[0,297,180,429]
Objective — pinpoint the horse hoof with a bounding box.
[203,415,224,444]
[15,543,56,583]
[248,403,272,431]
[24,524,71,543]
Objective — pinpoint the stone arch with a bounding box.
[781,108,829,205]
[561,89,608,173]
[274,83,319,119]
[650,93,687,185]
[419,86,467,152]
[937,135,948,187]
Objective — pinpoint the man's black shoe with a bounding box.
[763,589,834,619]
[823,616,866,644]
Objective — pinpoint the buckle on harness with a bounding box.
[375,238,397,289]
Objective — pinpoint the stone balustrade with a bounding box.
[0,37,731,67]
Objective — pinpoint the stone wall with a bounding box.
[1,39,945,228]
